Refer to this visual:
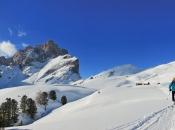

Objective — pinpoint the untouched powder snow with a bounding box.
[5,61,175,130]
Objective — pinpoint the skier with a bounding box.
[169,78,175,102]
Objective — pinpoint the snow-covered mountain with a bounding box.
[1,45,175,130]
[0,40,81,88]
[94,64,143,78]
[72,64,143,88]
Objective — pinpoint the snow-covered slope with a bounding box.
[22,54,81,85]
[0,65,27,88]
[5,61,175,130]
[128,61,175,84]
[13,85,171,130]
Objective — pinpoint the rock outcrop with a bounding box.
[13,40,68,67]
[0,40,68,66]
[0,40,81,88]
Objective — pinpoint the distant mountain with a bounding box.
[72,64,143,87]
[0,40,81,88]
[88,64,143,79]
[98,64,143,77]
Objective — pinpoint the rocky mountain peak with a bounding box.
[0,40,69,67]
[44,40,55,46]
[0,40,81,87]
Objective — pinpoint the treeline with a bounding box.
[0,98,18,129]
[0,90,67,129]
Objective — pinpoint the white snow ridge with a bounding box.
[1,42,175,130]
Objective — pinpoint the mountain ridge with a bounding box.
[0,40,81,88]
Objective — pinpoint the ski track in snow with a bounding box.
[100,86,175,130]
[110,104,175,130]
[108,84,174,130]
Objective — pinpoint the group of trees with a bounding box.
[0,98,18,128]
[20,95,37,119]
[35,90,67,109]
[0,96,37,128]
[35,90,57,110]
[0,89,67,129]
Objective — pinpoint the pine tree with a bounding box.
[0,108,2,127]
[61,95,67,105]
[0,103,7,127]
[11,99,19,123]
[0,108,5,130]
[30,99,37,119]
[49,90,57,100]
[5,98,12,126]
[0,98,19,127]
[20,95,27,113]
[26,98,37,119]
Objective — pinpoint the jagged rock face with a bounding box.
[42,40,68,58]
[61,55,79,74]
[1,40,68,67]
[0,56,14,66]
[0,40,81,88]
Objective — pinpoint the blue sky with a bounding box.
[0,0,175,79]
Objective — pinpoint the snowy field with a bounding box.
[4,62,175,130]
[0,84,95,126]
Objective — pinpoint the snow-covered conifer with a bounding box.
[26,98,37,119]
[20,95,27,113]
[49,90,57,100]
[61,95,67,105]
